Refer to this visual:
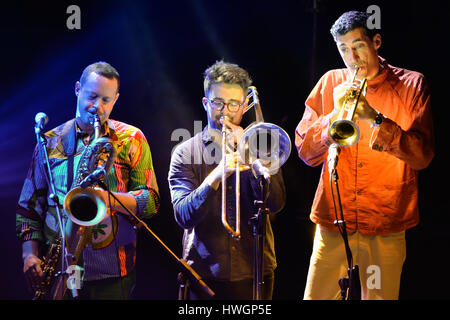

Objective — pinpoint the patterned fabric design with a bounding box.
[16,118,160,280]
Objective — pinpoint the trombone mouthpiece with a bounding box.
[219,115,231,126]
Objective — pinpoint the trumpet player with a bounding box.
[295,11,434,299]
[16,62,160,299]
[168,60,286,299]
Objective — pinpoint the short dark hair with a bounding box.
[330,11,380,40]
[203,60,252,96]
[80,61,120,91]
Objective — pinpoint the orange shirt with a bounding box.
[295,57,434,235]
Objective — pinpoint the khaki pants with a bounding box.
[304,225,406,300]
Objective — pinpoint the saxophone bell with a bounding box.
[64,186,107,227]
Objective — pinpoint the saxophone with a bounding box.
[33,115,117,300]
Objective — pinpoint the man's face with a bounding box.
[202,83,246,130]
[335,27,382,80]
[75,72,119,133]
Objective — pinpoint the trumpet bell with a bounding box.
[64,187,107,227]
[329,119,360,147]
[328,66,367,147]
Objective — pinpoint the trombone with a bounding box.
[329,66,368,147]
[221,86,291,239]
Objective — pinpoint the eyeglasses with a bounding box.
[207,98,244,113]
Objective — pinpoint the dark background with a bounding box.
[0,0,448,300]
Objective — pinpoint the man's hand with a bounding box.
[205,152,247,190]
[23,253,43,293]
[331,81,378,125]
[220,117,244,145]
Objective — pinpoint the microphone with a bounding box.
[80,168,106,189]
[328,143,341,176]
[252,159,271,181]
[34,112,49,134]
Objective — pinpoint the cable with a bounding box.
[330,169,353,269]
[330,168,359,300]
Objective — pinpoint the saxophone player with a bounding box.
[16,61,160,299]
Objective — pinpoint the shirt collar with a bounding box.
[75,119,111,140]
[58,118,116,156]
[202,126,221,145]
[366,56,390,87]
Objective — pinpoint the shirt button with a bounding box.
[373,144,383,151]
[357,190,363,195]
[358,162,363,168]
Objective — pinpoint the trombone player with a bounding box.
[16,61,160,299]
[295,11,434,299]
[168,60,286,299]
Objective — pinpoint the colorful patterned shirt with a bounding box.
[16,118,160,281]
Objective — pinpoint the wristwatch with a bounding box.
[373,112,383,127]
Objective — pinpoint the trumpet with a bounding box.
[329,66,368,147]
[221,86,291,239]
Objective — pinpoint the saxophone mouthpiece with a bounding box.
[93,114,101,140]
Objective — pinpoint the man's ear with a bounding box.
[373,33,382,51]
[113,92,120,106]
[202,97,208,111]
[75,81,81,96]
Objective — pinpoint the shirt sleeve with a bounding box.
[16,145,47,243]
[168,142,215,229]
[127,130,160,219]
[295,73,335,167]
[369,74,435,170]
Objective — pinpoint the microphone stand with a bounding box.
[250,175,270,300]
[329,156,361,300]
[34,128,73,299]
[97,181,214,299]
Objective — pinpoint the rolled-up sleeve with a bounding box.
[369,75,435,170]
[127,130,160,219]
[295,72,335,167]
